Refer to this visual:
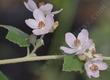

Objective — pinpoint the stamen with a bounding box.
[38,21,45,29]
[53,21,59,30]
[90,64,98,72]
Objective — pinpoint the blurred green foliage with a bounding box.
[0,71,8,80]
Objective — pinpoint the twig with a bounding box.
[103,57,110,60]
[26,46,30,56]
[0,55,64,65]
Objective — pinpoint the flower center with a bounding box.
[74,39,81,47]
[38,21,45,29]
[90,64,98,72]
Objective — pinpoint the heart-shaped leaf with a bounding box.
[0,25,30,47]
[63,55,84,73]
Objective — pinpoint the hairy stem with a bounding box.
[26,46,30,56]
[0,55,64,65]
[30,38,44,55]
[30,45,38,54]
[103,57,110,60]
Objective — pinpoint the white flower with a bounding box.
[60,29,93,55]
[24,0,38,12]
[25,9,54,35]
[24,0,63,15]
[39,3,63,15]
[85,58,108,78]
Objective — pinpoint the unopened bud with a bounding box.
[49,21,59,32]
[78,54,86,61]
[29,34,37,46]
[53,21,59,30]
[84,52,93,59]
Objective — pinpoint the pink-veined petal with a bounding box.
[78,29,89,45]
[85,60,100,78]
[88,40,95,51]
[25,19,37,29]
[85,67,99,78]
[39,3,53,15]
[85,69,93,78]
[84,39,93,49]
[86,39,93,49]
[24,0,38,12]
[96,61,108,70]
[60,46,77,54]
[76,39,93,55]
[33,9,45,21]
[91,71,100,78]
[45,14,54,30]
[65,32,76,48]
[76,48,85,55]
[85,61,92,78]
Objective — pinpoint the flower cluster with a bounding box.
[24,0,108,79]
[24,0,63,35]
[60,29,108,78]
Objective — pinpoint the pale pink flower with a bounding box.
[24,0,38,12]
[24,0,63,15]
[85,58,108,78]
[60,29,93,55]
[25,9,54,35]
[39,3,63,15]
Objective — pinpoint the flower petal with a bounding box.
[52,8,63,14]
[85,60,100,78]
[60,46,77,54]
[76,48,85,55]
[24,0,38,12]
[33,9,45,21]
[25,19,37,29]
[86,69,100,78]
[78,29,89,45]
[85,61,93,78]
[88,41,95,52]
[39,3,53,15]
[45,14,54,30]
[85,39,93,49]
[91,71,100,78]
[65,32,76,48]
[32,28,49,35]
[97,61,108,70]
[76,39,93,55]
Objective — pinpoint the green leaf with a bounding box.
[63,55,84,73]
[0,71,8,80]
[0,25,30,47]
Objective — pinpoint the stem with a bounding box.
[103,57,110,60]
[0,55,64,65]
[30,45,38,54]
[26,46,30,56]
[30,37,44,55]
[40,35,44,39]
[0,55,110,65]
